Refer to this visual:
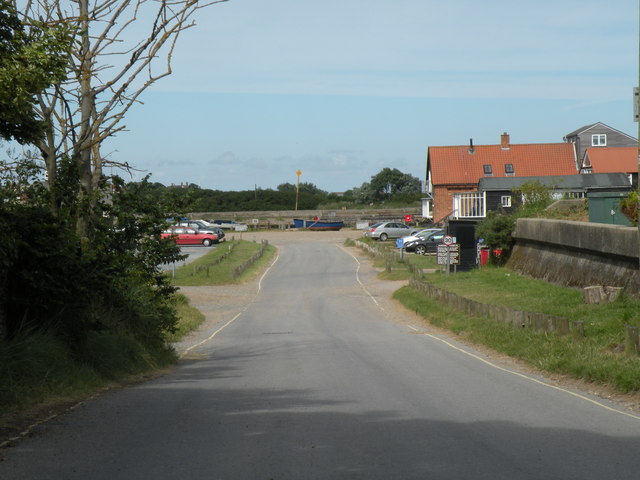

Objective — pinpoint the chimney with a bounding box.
[500,132,510,150]
[468,138,474,154]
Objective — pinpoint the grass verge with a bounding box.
[348,237,438,280]
[0,330,176,420]
[165,293,206,343]
[394,267,640,393]
[169,240,277,286]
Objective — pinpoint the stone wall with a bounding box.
[507,218,640,293]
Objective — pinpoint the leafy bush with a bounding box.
[620,191,638,226]
[475,211,516,264]
[475,181,555,264]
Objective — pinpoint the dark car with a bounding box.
[404,229,445,255]
[212,219,248,231]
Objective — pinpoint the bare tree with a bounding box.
[15,0,227,236]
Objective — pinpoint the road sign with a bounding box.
[436,243,460,265]
[443,235,454,246]
[404,214,413,223]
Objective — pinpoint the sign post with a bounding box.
[437,242,460,275]
[295,170,302,211]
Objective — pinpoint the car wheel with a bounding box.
[202,238,213,247]
[415,245,427,255]
[379,233,388,241]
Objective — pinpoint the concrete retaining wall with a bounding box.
[409,278,584,337]
[507,219,640,293]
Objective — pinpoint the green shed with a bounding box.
[587,191,633,226]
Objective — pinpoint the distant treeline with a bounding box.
[143,168,423,212]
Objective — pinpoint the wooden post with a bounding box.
[625,325,639,355]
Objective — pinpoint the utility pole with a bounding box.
[637,1,640,268]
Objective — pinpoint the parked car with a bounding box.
[364,222,418,241]
[396,227,443,248]
[404,229,446,254]
[161,226,218,247]
[178,220,225,242]
[212,219,248,231]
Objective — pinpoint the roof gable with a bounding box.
[582,147,637,174]
[564,122,637,142]
[428,142,577,186]
[564,123,599,138]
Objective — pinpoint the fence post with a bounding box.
[625,325,639,356]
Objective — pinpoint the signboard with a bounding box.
[404,214,413,223]
[443,235,454,246]
[436,244,460,265]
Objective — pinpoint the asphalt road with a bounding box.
[3,237,640,479]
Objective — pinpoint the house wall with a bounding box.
[486,191,518,214]
[433,185,475,223]
[507,218,640,293]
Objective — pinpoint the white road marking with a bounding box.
[339,245,382,309]
[179,252,280,357]
[416,328,640,422]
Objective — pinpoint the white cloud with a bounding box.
[211,151,239,165]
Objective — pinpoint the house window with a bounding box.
[483,164,493,176]
[504,163,514,176]
[592,134,607,146]
[501,195,512,208]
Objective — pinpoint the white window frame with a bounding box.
[500,195,512,208]
[591,134,607,146]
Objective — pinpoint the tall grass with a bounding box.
[0,329,176,415]
[165,294,205,343]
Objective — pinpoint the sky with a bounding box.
[110,0,639,193]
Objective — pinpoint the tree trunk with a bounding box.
[75,0,94,240]
[38,105,60,217]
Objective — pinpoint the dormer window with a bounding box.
[483,164,493,176]
[592,134,606,146]
[504,163,514,176]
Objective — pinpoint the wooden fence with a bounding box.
[231,240,269,280]
[183,242,238,278]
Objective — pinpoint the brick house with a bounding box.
[423,133,578,223]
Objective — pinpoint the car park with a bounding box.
[404,229,446,254]
[161,226,218,247]
[364,222,418,241]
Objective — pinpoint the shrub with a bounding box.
[620,191,638,226]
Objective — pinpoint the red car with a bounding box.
[161,226,218,246]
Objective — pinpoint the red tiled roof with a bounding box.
[583,147,637,174]
[428,143,577,186]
